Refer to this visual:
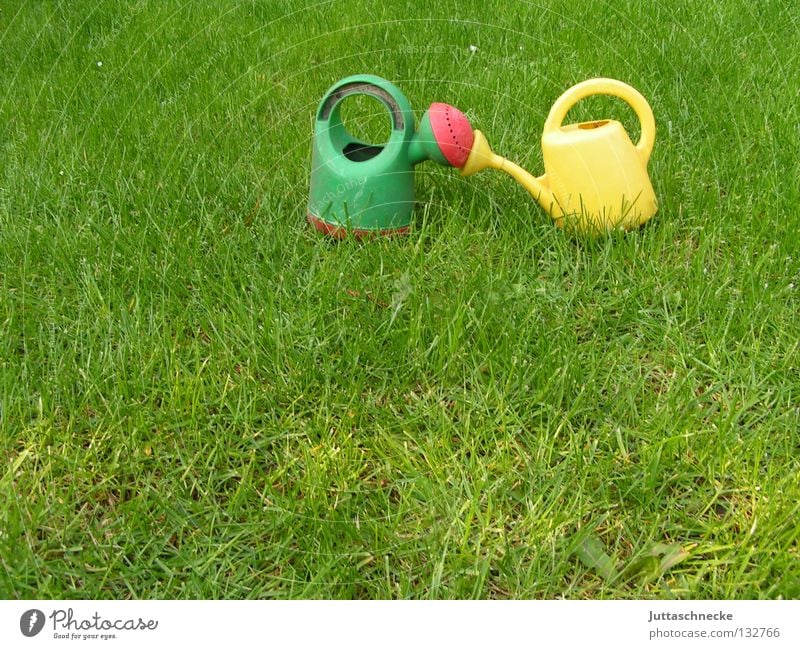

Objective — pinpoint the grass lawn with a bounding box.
[1,0,799,599]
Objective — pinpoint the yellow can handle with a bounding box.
[542,78,656,163]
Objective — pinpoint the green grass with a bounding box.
[1,0,799,599]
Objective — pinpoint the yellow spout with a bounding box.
[461,130,556,215]
[459,129,505,176]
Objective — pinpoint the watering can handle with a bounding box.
[316,75,413,134]
[542,78,656,163]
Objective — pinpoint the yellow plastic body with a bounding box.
[462,78,657,233]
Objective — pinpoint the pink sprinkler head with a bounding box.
[427,102,475,168]
[411,102,475,168]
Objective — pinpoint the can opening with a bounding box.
[343,142,384,162]
[578,120,609,130]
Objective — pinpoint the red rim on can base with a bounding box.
[307,214,410,240]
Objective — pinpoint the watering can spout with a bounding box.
[460,130,556,214]
[496,159,556,216]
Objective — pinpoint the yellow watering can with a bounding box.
[461,78,658,233]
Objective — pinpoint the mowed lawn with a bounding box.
[1,0,798,599]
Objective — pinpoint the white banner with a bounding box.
[1,600,797,648]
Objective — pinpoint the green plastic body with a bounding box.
[309,74,440,236]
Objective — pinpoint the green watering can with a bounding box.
[308,74,475,237]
